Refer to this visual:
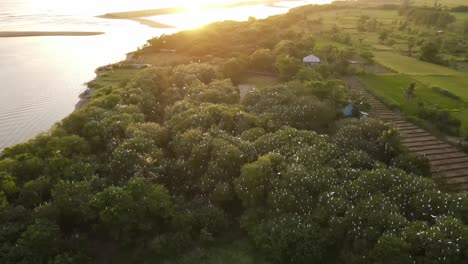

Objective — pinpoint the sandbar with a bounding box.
[97,0,295,28]
[0,31,104,38]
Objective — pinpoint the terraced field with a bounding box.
[373,51,465,76]
[347,77,468,191]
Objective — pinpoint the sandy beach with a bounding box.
[97,0,295,28]
[0,31,104,38]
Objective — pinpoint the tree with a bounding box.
[274,55,301,81]
[109,137,164,183]
[172,63,219,88]
[18,176,51,208]
[51,180,94,230]
[407,37,416,57]
[304,80,349,110]
[420,41,441,63]
[379,30,390,42]
[360,50,375,66]
[249,49,274,72]
[186,79,240,105]
[15,220,63,264]
[334,119,402,163]
[405,83,416,103]
[91,179,174,245]
[221,58,246,83]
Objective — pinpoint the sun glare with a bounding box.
[180,0,235,11]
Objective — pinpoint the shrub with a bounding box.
[391,153,431,177]
[416,105,461,136]
[431,87,462,101]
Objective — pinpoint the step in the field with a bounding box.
[395,125,420,131]
[393,120,410,124]
[408,145,450,154]
[395,124,419,129]
[373,113,399,117]
[372,107,391,111]
[435,174,468,184]
[401,133,434,140]
[438,179,468,192]
[404,140,450,151]
[431,156,468,166]
[379,114,402,119]
[415,148,459,156]
[398,129,429,135]
[435,168,468,178]
[401,135,445,143]
[388,119,406,123]
[381,117,402,121]
[425,152,468,162]
[371,112,397,116]
[434,162,468,173]
[402,136,438,143]
[399,131,432,138]
[401,131,432,137]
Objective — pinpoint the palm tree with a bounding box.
[408,37,416,57]
[406,83,416,103]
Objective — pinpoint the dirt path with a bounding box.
[345,77,468,191]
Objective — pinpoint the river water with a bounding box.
[0,0,331,150]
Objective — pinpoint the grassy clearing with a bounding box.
[452,12,468,22]
[88,69,139,90]
[373,51,463,76]
[135,52,192,67]
[359,74,466,110]
[412,75,468,101]
[87,68,140,98]
[244,75,279,88]
[359,74,468,135]
[376,0,468,7]
[315,39,350,49]
[162,240,270,264]
[453,110,468,135]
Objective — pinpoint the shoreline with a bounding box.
[97,0,297,28]
[75,87,97,111]
[128,18,176,29]
[0,31,104,38]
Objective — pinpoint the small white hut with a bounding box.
[303,54,321,66]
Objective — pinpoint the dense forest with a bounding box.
[1,2,468,264]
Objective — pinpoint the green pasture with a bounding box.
[359,74,463,108]
[136,52,192,66]
[244,75,279,88]
[88,68,139,91]
[359,74,468,134]
[453,110,468,134]
[412,75,468,101]
[452,12,468,21]
[315,39,350,49]
[373,51,463,76]
[415,0,468,7]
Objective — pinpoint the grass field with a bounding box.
[412,75,468,101]
[135,52,192,66]
[360,74,468,136]
[373,51,463,76]
[87,68,140,97]
[452,12,468,22]
[244,75,279,88]
[370,0,468,7]
[359,74,466,109]
[160,240,269,264]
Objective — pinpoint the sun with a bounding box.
[180,0,235,12]
[172,0,239,29]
